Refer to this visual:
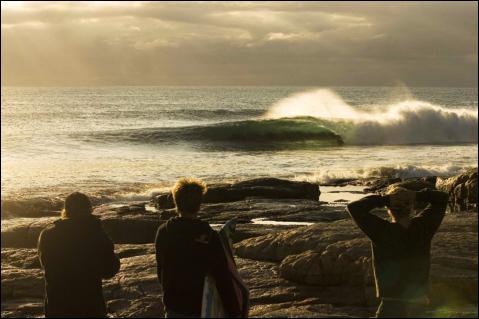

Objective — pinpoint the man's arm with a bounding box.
[95,225,120,279]
[98,230,120,279]
[414,189,448,238]
[347,195,391,243]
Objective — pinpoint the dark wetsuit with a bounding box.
[347,190,448,318]
[155,217,241,317]
[38,216,120,318]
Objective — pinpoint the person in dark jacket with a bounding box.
[347,186,448,318]
[38,192,120,318]
[155,178,241,318]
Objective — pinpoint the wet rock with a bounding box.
[1,250,165,318]
[363,177,402,193]
[100,213,160,244]
[249,302,375,318]
[1,299,44,318]
[279,238,372,286]
[1,208,162,248]
[1,173,477,317]
[2,223,476,318]
[230,223,297,244]
[436,168,478,212]
[1,248,377,318]
[1,267,44,300]
[318,178,361,187]
[115,244,155,259]
[1,218,57,248]
[1,248,40,269]
[386,178,436,192]
[237,214,477,309]
[154,178,320,209]
[103,254,164,318]
[1,198,63,219]
[235,219,363,262]
[365,177,436,194]
[112,203,147,214]
[159,198,348,225]
[236,258,376,316]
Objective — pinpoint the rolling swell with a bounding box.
[81,89,477,148]
[85,117,344,147]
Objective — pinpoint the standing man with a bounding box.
[38,192,120,318]
[347,186,448,318]
[155,178,241,318]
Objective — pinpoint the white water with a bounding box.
[294,163,474,184]
[266,89,478,145]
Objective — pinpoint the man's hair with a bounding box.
[172,178,207,215]
[62,192,93,219]
[385,186,413,219]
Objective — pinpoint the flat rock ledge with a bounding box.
[235,214,478,313]
[2,171,478,317]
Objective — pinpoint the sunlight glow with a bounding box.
[88,1,145,7]
[1,1,27,9]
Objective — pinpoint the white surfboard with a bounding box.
[201,274,226,318]
[201,219,249,318]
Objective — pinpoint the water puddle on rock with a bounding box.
[246,185,368,226]
[320,185,366,204]
[251,218,314,226]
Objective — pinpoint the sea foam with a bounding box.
[265,89,478,145]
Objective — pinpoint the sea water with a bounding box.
[1,86,477,204]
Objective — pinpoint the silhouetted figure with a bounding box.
[38,192,120,318]
[347,186,448,318]
[155,178,242,318]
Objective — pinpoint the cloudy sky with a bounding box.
[1,1,477,86]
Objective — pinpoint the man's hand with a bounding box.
[387,188,416,212]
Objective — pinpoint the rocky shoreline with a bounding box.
[1,168,477,317]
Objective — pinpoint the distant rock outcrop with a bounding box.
[1,209,161,248]
[1,198,63,219]
[436,168,478,212]
[154,178,320,209]
[365,177,436,194]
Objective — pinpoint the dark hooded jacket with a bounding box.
[347,189,447,300]
[38,216,120,318]
[155,217,241,317]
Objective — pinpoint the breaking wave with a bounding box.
[266,89,478,145]
[84,118,344,147]
[83,89,477,148]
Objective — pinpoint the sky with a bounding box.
[1,1,477,87]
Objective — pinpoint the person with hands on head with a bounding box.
[347,186,448,318]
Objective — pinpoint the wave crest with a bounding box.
[266,89,478,145]
[83,89,477,147]
[86,118,344,147]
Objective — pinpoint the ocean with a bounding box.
[1,86,477,204]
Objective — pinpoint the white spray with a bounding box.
[265,89,478,145]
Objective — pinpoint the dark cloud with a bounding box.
[1,1,477,86]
